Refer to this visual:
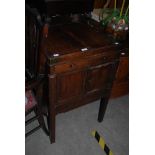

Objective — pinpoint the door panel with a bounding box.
[86,62,117,93]
[57,71,85,102]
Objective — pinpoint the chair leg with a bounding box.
[35,106,49,136]
[38,115,49,135]
[26,125,41,137]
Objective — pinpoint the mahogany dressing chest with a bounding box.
[26,0,124,143]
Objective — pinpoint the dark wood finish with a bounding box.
[25,4,49,79]
[48,74,56,143]
[25,5,49,137]
[26,0,128,143]
[25,4,42,79]
[42,18,121,142]
[110,41,129,98]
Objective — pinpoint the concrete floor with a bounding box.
[25,95,129,155]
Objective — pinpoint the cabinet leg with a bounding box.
[48,75,56,143]
[98,97,109,122]
[48,111,55,143]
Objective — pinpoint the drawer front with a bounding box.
[52,51,119,74]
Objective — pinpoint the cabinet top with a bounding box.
[44,20,121,61]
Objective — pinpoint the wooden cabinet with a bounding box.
[26,0,129,143]
[26,15,128,143]
[44,29,128,143]
[46,36,120,142]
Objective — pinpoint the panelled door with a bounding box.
[85,62,118,93]
[56,71,85,103]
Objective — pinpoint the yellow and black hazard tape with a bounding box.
[92,130,113,155]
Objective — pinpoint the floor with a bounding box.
[25,95,129,155]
